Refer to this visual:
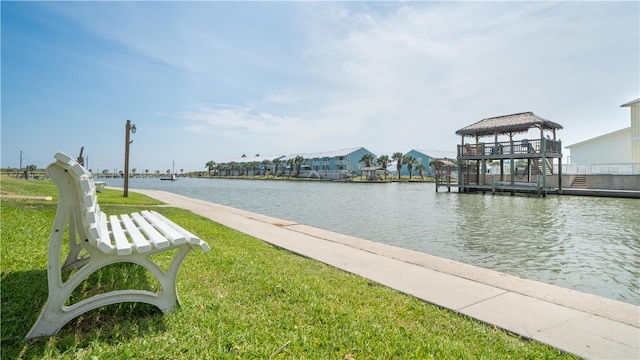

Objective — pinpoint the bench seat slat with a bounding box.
[150,211,211,252]
[131,212,170,249]
[120,214,152,253]
[141,210,186,245]
[109,215,132,255]
[149,210,198,240]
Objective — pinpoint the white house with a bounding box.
[566,98,639,166]
[565,127,632,164]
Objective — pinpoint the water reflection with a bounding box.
[105,177,640,305]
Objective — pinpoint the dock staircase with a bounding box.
[570,174,587,188]
[532,158,553,175]
[462,171,478,185]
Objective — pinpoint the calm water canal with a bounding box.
[104,177,640,305]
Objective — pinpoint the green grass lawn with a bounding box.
[1,176,578,359]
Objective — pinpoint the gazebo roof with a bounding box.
[455,112,563,138]
[433,159,457,167]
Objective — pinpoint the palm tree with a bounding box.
[402,155,416,179]
[251,161,260,176]
[377,155,390,180]
[145,169,149,178]
[262,159,272,176]
[415,163,426,180]
[272,157,281,177]
[229,161,237,176]
[155,170,160,177]
[102,169,109,177]
[392,152,403,179]
[359,153,376,180]
[286,158,295,177]
[131,168,137,178]
[359,153,375,168]
[205,161,216,176]
[294,155,305,177]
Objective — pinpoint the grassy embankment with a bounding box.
[1,175,577,359]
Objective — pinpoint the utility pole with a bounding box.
[124,120,137,197]
[18,151,23,178]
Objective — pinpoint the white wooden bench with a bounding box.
[94,181,107,192]
[26,152,210,339]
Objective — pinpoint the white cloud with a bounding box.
[179,104,363,154]
[261,92,301,105]
[181,0,636,161]
[289,1,638,155]
[182,105,304,136]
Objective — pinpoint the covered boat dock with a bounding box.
[442,112,564,196]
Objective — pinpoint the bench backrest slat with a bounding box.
[81,190,95,208]
[52,152,102,246]
[80,177,94,193]
[97,212,114,253]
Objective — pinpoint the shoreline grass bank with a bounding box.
[1,176,576,359]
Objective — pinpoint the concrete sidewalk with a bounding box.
[135,188,639,360]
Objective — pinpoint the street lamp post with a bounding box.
[123,119,137,197]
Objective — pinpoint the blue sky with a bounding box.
[2,1,638,173]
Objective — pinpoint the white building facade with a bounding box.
[566,127,632,164]
[565,98,640,174]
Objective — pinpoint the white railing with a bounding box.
[560,163,640,175]
[483,163,640,175]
